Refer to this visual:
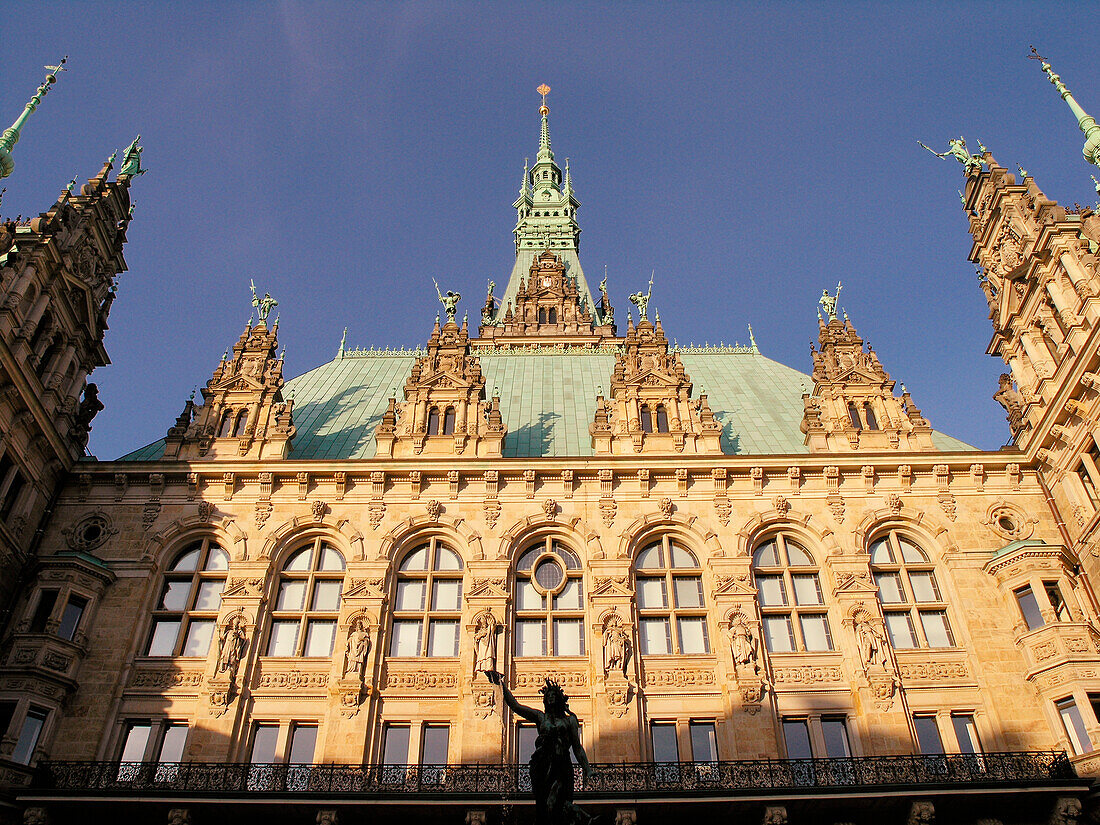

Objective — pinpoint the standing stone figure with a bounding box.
[486,672,594,825]
[343,618,371,678]
[434,278,461,322]
[472,610,499,677]
[602,619,629,678]
[855,614,890,673]
[729,612,760,675]
[217,612,247,678]
[250,279,278,325]
[993,373,1025,436]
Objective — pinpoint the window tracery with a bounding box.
[390,538,464,657]
[146,539,229,657]
[752,534,832,652]
[267,539,346,657]
[514,538,584,657]
[635,536,709,654]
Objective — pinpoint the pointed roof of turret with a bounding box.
[0,57,67,181]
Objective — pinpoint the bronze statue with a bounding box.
[486,672,594,825]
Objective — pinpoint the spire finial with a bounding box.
[748,324,758,352]
[0,56,68,180]
[338,326,347,357]
[536,84,553,160]
[537,83,550,115]
[1031,46,1100,169]
[519,157,529,197]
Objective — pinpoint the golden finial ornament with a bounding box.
[537,83,551,115]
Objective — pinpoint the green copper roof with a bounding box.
[116,349,973,461]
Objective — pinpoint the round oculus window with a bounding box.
[533,558,565,593]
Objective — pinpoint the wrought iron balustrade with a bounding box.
[37,751,1074,799]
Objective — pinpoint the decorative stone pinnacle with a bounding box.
[1031,45,1100,169]
[537,83,551,115]
[748,324,758,352]
[0,55,68,180]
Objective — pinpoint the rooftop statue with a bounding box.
[818,281,842,321]
[629,271,654,320]
[250,279,278,324]
[486,671,594,825]
[433,278,461,322]
[918,137,983,174]
[119,135,145,177]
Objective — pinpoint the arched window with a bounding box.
[538,307,547,324]
[232,410,249,437]
[548,308,557,324]
[863,403,879,430]
[640,404,653,433]
[146,539,229,657]
[655,405,670,433]
[218,411,235,438]
[870,531,954,649]
[442,407,456,436]
[515,538,584,657]
[635,537,708,654]
[29,310,52,356]
[267,540,346,657]
[390,538,463,657]
[427,407,440,436]
[753,534,832,652]
[847,402,863,430]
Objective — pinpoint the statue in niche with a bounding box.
[486,672,594,825]
[343,618,371,678]
[602,615,629,678]
[472,609,499,678]
[854,612,890,673]
[217,611,248,678]
[729,611,760,676]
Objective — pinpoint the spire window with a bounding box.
[427,407,440,436]
[753,534,832,652]
[863,403,879,430]
[514,539,584,657]
[640,405,653,433]
[655,405,670,433]
[870,532,954,649]
[233,410,249,437]
[847,403,863,430]
[442,407,456,436]
[390,539,464,657]
[635,537,709,654]
[267,540,346,657]
[218,411,235,438]
[146,540,228,657]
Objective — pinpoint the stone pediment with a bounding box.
[466,577,509,599]
[831,366,886,385]
[212,374,265,393]
[626,367,680,388]
[416,370,473,391]
[712,574,756,598]
[343,577,385,599]
[832,572,879,596]
[590,575,632,597]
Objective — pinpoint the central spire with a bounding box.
[1030,46,1100,169]
[0,56,67,180]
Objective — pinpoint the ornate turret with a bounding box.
[164,291,294,460]
[0,57,66,181]
[1031,47,1100,170]
[478,85,615,346]
[801,291,934,452]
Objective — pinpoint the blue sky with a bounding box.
[3,2,1098,458]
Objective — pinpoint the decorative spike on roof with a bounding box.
[0,56,67,180]
[1030,46,1100,169]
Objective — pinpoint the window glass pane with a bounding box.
[400,546,430,571]
[909,572,940,603]
[1045,582,1071,621]
[383,725,410,765]
[147,620,181,656]
[396,580,426,611]
[555,544,581,570]
[517,580,543,611]
[158,725,188,763]
[29,590,58,633]
[57,597,86,641]
[920,612,954,648]
[277,580,306,611]
[422,726,450,764]
[534,559,565,591]
[431,580,462,611]
[640,405,653,433]
[792,575,823,605]
[205,546,229,571]
[637,578,667,609]
[1057,698,1092,755]
[516,547,541,571]
[636,544,663,569]
[250,725,279,763]
[898,539,927,564]
[11,710,46,765]
[554,619,584,656]
[784,540,813,566]
[800,614,833,651]
[554,579,582,610]
[305,621,336,657]
[390,621,422,656]
[763,616,795,653]
[182,620,215,656]
[288,725,318,764]
[318,546,345,571]
[268,621,300,656]
[0,702,14,740]
[428,620,460,656]
[193,581,224,611]
[869,538,893,565]
[120,723,151,762]
[757,576,787,607]
[312,580,343,611]
[516,620,546,656]
[640,618,671,654]
[783,719,812,759]
[651,723,678,762]
[913,716,944,755]
[875,573,904,604]
[518,726,538,763]
[885,613,918,648]
[284,548,311,572]
[172,547,200,571]
[435,546,462,571]
[670,545,697,569]
[678,617,709,654]
[951,715,981,754]
[160,580,191,611]
[822,718,851,757]
[673,578,703,609]
[1015,587,1045,630]
[753,540,780,567]
[689,722,717,762]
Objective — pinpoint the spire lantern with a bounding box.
[0,56,67,180]
[1030,46,1100,169]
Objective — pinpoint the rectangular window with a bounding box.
[382,724,411,765]
[518,725,538,764]
[756,576,788,607]
[951,714,981,754]
[554,619,584,656]
[193,581,224,611]
[762,615,795,653]
[427,620,460,656]
[57,596,87,641]
[268,620,300,656]
[909,572,941,603]
[119,722,152,762]
[1078,461,1100,507]
[874,573,904,604]
[181,620,215,657]
[394,580,425,611]
[421,725,450,764]
[0,701,16,740]
[1015,586,1045,630]
[1057,698,1093,755]
[639,618,671,655]
[782,719,812,760]
[884,613,918,649]
[515,620,546,656]
[29,590,58,633]
[516,581,543,611]
[792,575,823,605]
[554,580,583,610]
[677,617,709,654]
[919,611,955,647]
[311,581,343,611]
[673,579,704,609]
[11,708,47,765]
[821,717,851,757]
[637,578,667,609]
[250,724,279,763]
[160,580,192,611]
[0,470,25,520]
[146,620,181,656]
[800,614,833,651]
[390,620,422,657]
[304,620,337,657]
[689,722,717,762]
[288,724,318,764]
[1089,694,1100,729]
[430,580,461,611]
[158,723,188,763]
[651,722,679,762]
[913,715,944,755]
[1044,581,1071,622]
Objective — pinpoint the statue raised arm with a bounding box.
[918,137,983,173]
